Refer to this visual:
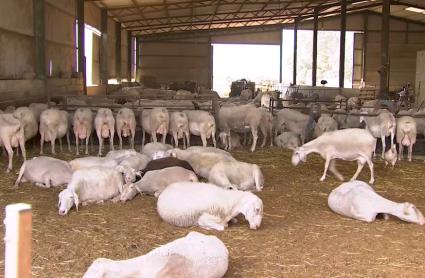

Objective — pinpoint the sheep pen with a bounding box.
[0,147,425,277]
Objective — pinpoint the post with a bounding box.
[4,203,32,278]
[312,8,319,86]
[362,12,368,83]
[100,8,108,87]
[127,31,132,81]
[115,22,122,82]
[77,0,86,95]
[33,0,45,79]
[339,0,347,88]
[135,37,140,82]
[379,0,390,99]
[293,18,298,85]
[208,37,213,89]
[279,29,283,83]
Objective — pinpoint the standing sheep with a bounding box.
[396,116,417,162]
[73,108,93,155]
[184,110,216,148]
[95,108,115,156]
[169,111,190,148]
[13,107,38,143]
[140,108,170,146]
[39,109,70,155]
[314,115,338,137]
[83,231,229,278]
[116,107,136,150]
[0,114,26,172]
[274,132,301,150]
[157,182,263,231]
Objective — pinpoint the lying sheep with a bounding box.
[69,156,118,170]
[73,108,93,155]
[274,108,316,145]
[292,128,376,184]
[396,116,417,162]
[116,107,136,150]
[314,115,338,137]
[105,149,138,163]
[208,161,264,191]
[95,108,115,156]
[0,114,26,172]
[218,131,242,150]
[141,142,173,159]
[58,166,124,215]
[83,231,229,278]
[15,156,72,188]
[328,180,425,225]
[119,153,151,171]
[157,182,263,231]
[274,132,300,150]
[120,166,198,201]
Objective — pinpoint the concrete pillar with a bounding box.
[339,0,347,88]
[293,18,298,85]
[279,29,283,83]
[76,0,86,94]
[135,37,140,82]
[33,0,45,79]
[312,8,318,86]
[100,8,108,86]
[115,22,121,82]
[362,12,368,83]
[127,31,132,81]
[379,0,390,99]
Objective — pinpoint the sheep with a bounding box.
[274,132,301,150]
[105,149,138,163]
[218,131,242,150]
[0,114,26,172]
[119,153,151,171]
[28,103,48,122]
[384,144,397,168]
[82,231,229,278]
[184,110,216,148]
[347,96,361,109]
[137,156,194,178]
[57,166,124,215]
[14,156,72,188]
[73,108,93,155]
[69,156,118,170]
[274,108,316,145]
[116,107,136,150]
[360,110,396,158]
[157,182,263,231]
[169,111,190,148]
[396,116,417,162]
[120,166,198,201]
[259,108,273,148]
[167,148,235,178]
[140,108,170,145]
[328,180,425,225]
[141,142,173,159]
[208,161,264,191]
[334,95,347,109]
[292,128,376,184]
[314,115,338,137]
[13,107,38,142]
[95,108,115,156]
[39,109,70,154]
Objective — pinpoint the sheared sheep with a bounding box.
[94,108,115,156]
[396,116,417,162]
[274,132,300,150]
[116,107,136,150]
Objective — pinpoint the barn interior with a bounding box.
[1,0,425,277]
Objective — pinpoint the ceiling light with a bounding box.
[406,7,425,14]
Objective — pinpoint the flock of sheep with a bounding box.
[1,88,425,277]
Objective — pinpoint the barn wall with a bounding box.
[139,39,211,88]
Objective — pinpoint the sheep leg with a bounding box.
[408,143,413,162]
[198,213,226,231]
[173,132,178,148]
[398,143,404,161]
[212,129,217,148]
[85,136,89,155]
[117,128,123,150]
[3,139,13,172]
[185,131,190,148]
[75,136,80,155]
[250,127,258,152]
[162,132,166,144]
[260,126,267,148]
[351,160,365,182]
[40,133,44,155]
[366,157,375,184]
[380,135,386,159]
[97,131,103,156]
[131,130,135,150]
[152,132,158,143]
[51,137,56,155]
[320,157,331,182]
[142,130,146,147]
[329,160,344,181]
[67,132,71,152]
[200,133,207,147]
[109,129,114,151]
[59,137,63,152]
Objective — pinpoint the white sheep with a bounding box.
[141,142,173,159]
[292,128,376,184]
[314,114,338,137]
[157,182,263,231]
[169,111,190,148]
[274,132,300,150]
[83,231,229,278]
[28,103,48,122]
[208,161,264,191]
[140,108,170,145]
[328,180,425,225]
[73,108,93,155]
[116,107,136,150]
[39,109,70,154]
[94,108,115,156]
[105,149,138,163]
[13,107,38,142]
[360,110,396,158]
[120,166,198,201]
[184,110,217,148]
[218,131,242,150]
[15,156,72,188]
[58,166,124,215]
[274,108,316,145]
[396,116,417,162]
[0,114,26,172]
[69,156,118,170]
[119,153,151,171]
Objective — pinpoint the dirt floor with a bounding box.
[1,145,425,277]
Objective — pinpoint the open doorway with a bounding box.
[75,22,101,86]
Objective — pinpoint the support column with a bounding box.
[135,37,140,82]
[115,22,121,82]
[293,18,298,85]
[127,31,132,81]
[279,30,283,83]
[33,0,45,79]
[312,8,318,86]
[379,0,390,99]
[100,8,108,87]
[362,12,368,83]
[339,0,347,88]
[76,0,86,95]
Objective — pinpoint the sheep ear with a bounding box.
[73,192,79,211]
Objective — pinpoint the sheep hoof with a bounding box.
[320,176,326,182]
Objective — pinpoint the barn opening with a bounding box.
[212,44,280,97]
[75,22,101,86]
